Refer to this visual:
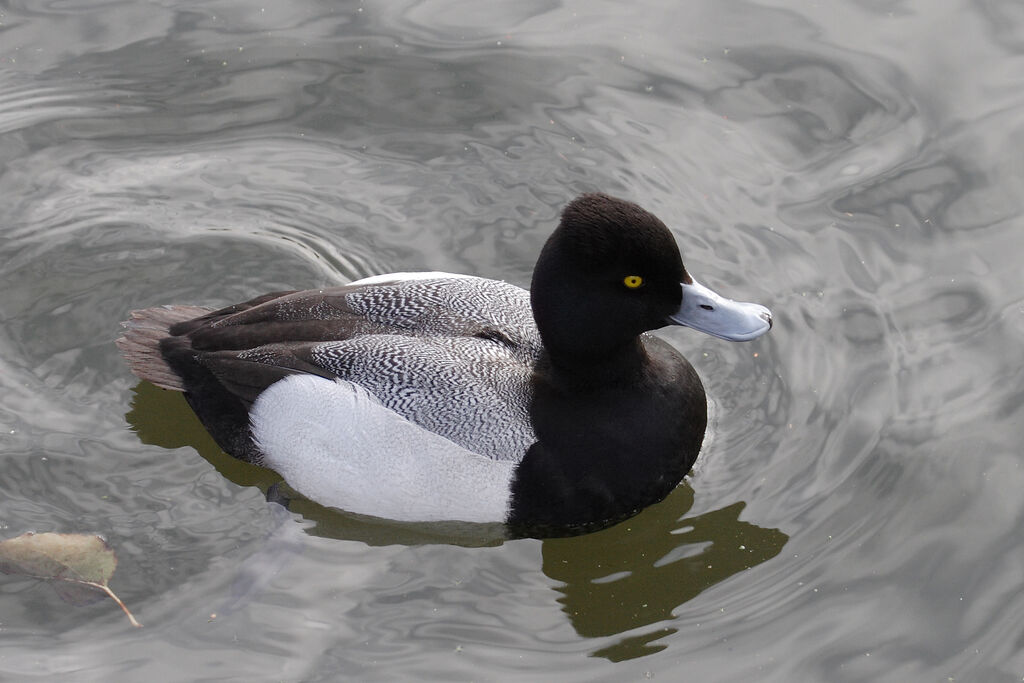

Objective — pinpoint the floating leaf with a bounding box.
[0,532,142,627]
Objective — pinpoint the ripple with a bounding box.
[0,72,150,136]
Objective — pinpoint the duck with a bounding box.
[117,193,771,536]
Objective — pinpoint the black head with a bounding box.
[530,194,689,362]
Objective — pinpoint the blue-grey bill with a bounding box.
[669,280,772,342]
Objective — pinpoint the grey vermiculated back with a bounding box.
[305,276,541,462]
[126,276,544,462]
[310,334,535,461]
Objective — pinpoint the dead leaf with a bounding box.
[0,532,142,627]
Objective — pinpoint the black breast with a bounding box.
[506,336,707,537]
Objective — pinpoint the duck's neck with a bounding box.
[536,337,648,391]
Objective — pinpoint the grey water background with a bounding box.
[1,0,1022,679]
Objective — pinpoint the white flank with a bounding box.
[249,375,515,523]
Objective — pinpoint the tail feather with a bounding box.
[116,305,211,391]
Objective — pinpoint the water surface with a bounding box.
[1,0,1023,680]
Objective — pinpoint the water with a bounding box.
[1,0,1023,679]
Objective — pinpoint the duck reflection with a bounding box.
[126,382,507,545]
[127,381,788,659]
[542,486,788,660]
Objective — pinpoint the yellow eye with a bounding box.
[623,275,644,289]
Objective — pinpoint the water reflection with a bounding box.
[543,488,787,661]
[127,378,787,659]
[128,382,509,546]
